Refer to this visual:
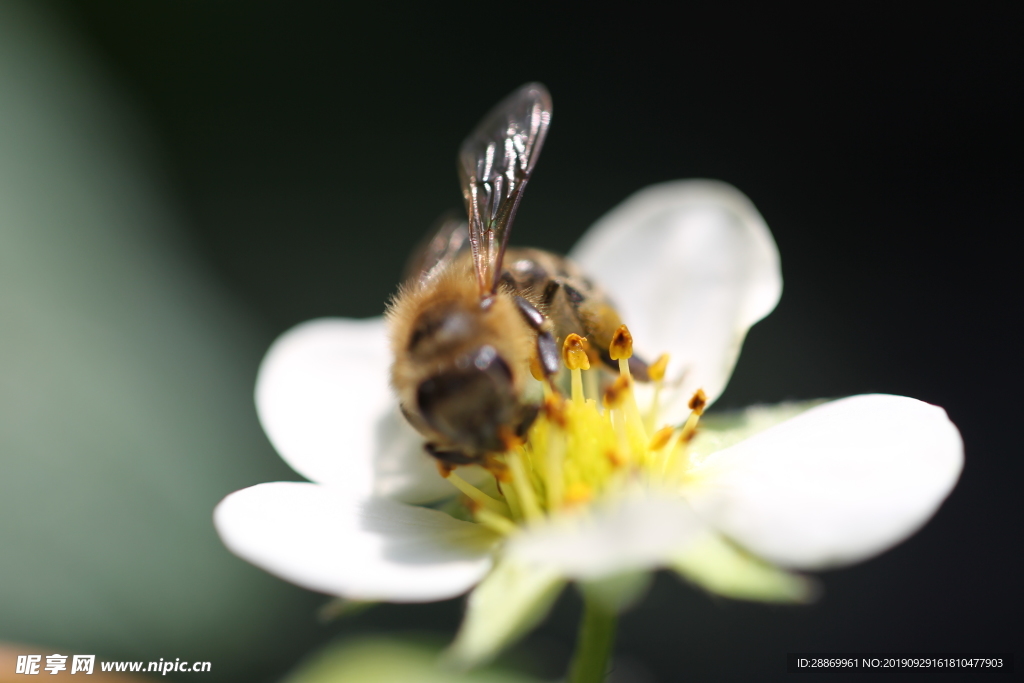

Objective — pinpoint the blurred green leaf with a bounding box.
[0,3,325,679]
[285,637,542,683]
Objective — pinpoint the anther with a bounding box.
[542,395,568,428]
[581,336,601,366]
[648,354,670,382]
[688,388,707,415]
[678,388,707,444]
[645,353,671,433]
[562,333,591,370]
[579,337,600,402]
[498,426,524,451]
[648,425,675,451]
[602,374,631,408]
[609,325,634,361]
[483,456,511,482]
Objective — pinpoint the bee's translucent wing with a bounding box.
[459,83,552,295]
[403,210,470,285]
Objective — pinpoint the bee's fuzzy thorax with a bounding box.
[386,260,534,423]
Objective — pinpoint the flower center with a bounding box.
[443,325,707,535]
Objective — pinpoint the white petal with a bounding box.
[506,492,706,579]
[570,180,782,416]
[214,482,497,602]
[372,400,474,503]
[685,395,963,569]
[688,400,826,462]
[256,318,453,502]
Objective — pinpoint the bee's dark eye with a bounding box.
[416,346,513,453]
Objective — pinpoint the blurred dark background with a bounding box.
[3,1,1020,681]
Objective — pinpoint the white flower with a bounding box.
[215,181,962,666]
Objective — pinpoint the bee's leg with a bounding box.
[481,454,510,482]
[425,443,510,483]
[424,442,481,467]
[513,296,560,379]
[399,401,431,435]
[515,402,540,438]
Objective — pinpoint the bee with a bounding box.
[388,83,647,467]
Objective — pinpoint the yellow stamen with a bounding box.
[678,413,701,442]
[623,388,648,451]
[648,424,679,483]
[659,431,684,478]
[583,366,599,404]
[608,403,632,466]
[563,481,592,506]
[602,367,649,463]
[501,474,523,520]
[648,353,670,382]
[602,374,630,409]
[610,325,634,382]
[581,336,601,367]
[579,337,601,409]
[612,347,650,446]
[648,425,675,451]
[446,327,698,540]
[447,471,510,516]
[606,449,625,469]
[678,388,707,442]
[571,368,585,405]
[506,448,543,521]
[540,416,565,510]
[563,333,590,405]
[645,354,670,433]
[473,507,518,535]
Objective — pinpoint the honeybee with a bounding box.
[388,83,647,466]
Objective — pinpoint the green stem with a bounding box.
[568,593,617,683]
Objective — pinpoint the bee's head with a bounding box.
[416,345,518,454]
